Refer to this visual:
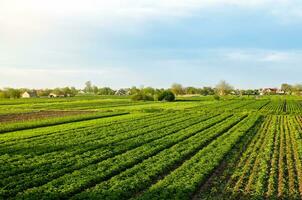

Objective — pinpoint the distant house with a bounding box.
[260,88,278,95]
[48,93,58,98]
[21,91,37,98]
[276,89,285,95]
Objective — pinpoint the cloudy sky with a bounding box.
[1,0,302,89]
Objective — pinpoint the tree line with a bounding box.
[1,81,301,99]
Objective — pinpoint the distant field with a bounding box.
[1,95,302,199]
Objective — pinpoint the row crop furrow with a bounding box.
[1,113,226,198]
[228,116,272,194]
[0,112,208,182]
[0,112,182,155]
[20,113,243,198]
[135,115,260,200]
[67,114,248,200]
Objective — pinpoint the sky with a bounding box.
[1,0,302,89]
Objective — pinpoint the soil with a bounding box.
[0,110,95,123]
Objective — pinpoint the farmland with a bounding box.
[1,96,302,200]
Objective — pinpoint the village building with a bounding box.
[48,93,65,98]
[21,91,37,98]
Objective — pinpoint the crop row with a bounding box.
[66,114,249,200]
[226,115,302,199]
[0,111,179,154]
[0,111,131,134]
[0,112,150,143]
[1,112,223,198]
[12,113,239,199]
[0,111,199,176]
[135,114,260,200]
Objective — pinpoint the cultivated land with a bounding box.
[1,96,302,200]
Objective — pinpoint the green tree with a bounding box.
[281,83,293,95]
[200,87,215,96]
[98,87,115,95]
[6,88,21,98]
[84,81,93,93]
[171,83,184,96]
[142,87,155,96]
[70,87,78,96]
[92,86,99,94]
[185,87,199,95]
[215,80,234,96]
[158,90,175,102]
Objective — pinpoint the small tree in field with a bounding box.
[215,80,233,96]
[158,90,175,102]
[171,83,184,96]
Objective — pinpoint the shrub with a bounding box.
[131,93,154,101]
[158,90,175,102]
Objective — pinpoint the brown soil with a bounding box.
[0,110,95,123]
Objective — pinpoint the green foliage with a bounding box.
[1,96,302,200]
[215,80,234,96]
[158,90,175,101]
[200,87,215,96]
[131,93,154,101]
[213,94,220,100]
[171,83,184,95]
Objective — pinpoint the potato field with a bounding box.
[0,96,302,200]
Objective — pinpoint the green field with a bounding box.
[1,96,302,199]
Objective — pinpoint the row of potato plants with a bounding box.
[260,100,286,114]
[0,112,172,166]
[0,112,149,144]
[135,114,260,200]
[226,115,273,195]
[289,116,302,198]
[0,112,199,180]
[66,114,248,200]
[1,112,222,198]
[195,115,265,200]
[15,115,241,198]
[228,115,302,199]
[0,111,182,155]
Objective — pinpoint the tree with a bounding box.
[6,88,21,99]
[70,87,78,96]
[98,87,115,95]
[129,86,140,95]
[37,89,51,97]
[0,90,8,98]
[293,84,302,95]
[171,83,184,96]
[92,86,99,94]
[52,88,64,96]
[215,80,234,96]
[200,87,215,96]
[84,81,93,93]
[281,83,293,95]
[131,92,154,101]
[142,87,155,96]
[185,87,199,95]
[158,90,175,102]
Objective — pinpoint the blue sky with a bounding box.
[1,0,302,89]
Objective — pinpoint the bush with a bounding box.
[158,90,175,102]
[131,93,154,101]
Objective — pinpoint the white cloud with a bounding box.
[1,0,302,34]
